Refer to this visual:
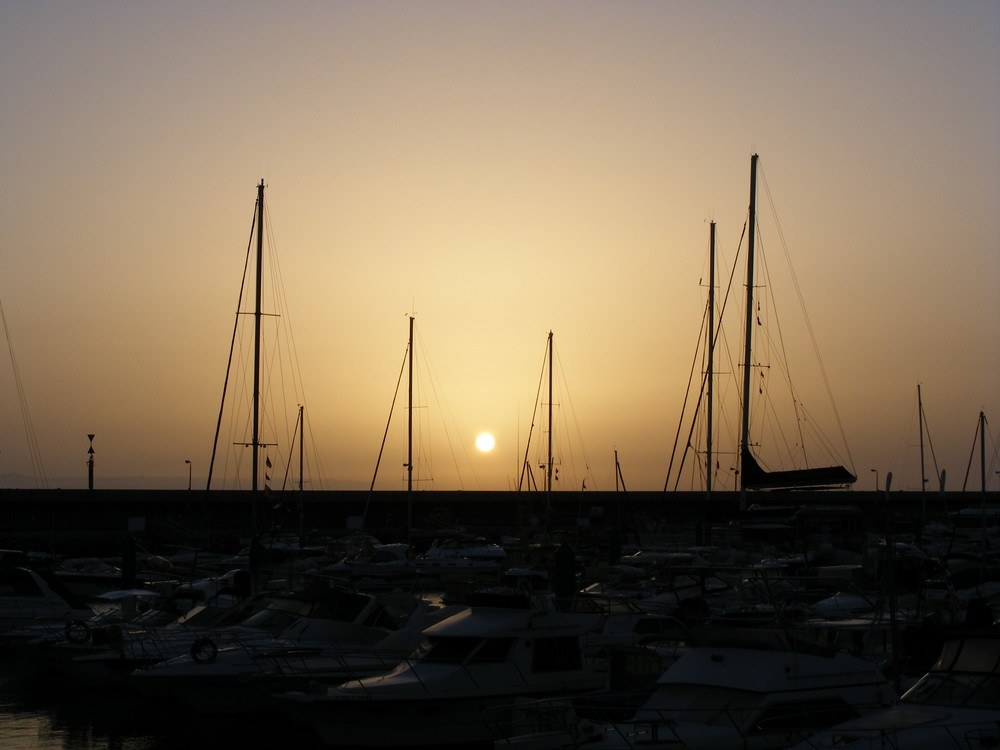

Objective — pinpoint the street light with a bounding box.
[870,468,879,491]
[184,459,192,491]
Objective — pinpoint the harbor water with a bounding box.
[0,652,331,750]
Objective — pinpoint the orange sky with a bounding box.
[1,1,998,493]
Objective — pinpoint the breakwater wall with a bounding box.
[1,487,995,556]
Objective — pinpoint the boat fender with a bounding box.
[190,637,218,664]
[65,620,91,645]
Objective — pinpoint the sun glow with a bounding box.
[475,433,496,452]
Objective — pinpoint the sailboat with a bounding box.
[666,157,856,493]
[206,181,316,505]
[739,155,856,491]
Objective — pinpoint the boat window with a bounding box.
[671,575,700,590]
[240,608,301,633]
[267,598,314,618]
[362,605,399,630]
[753,698,856,734]
[469,637,515,663]
[903,673,986,707]
[174,604,212,625]
[165,592,206,612]
[531,636,582,672]
[418,636,482,663]
[0,569,44,597]
[312,595,369,623]
[927,673,981,706]
[970,674,1000,708]
[209,608,253,626]
[952,639,1000,673]
[633,617,674,636]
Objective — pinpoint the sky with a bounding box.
[1,1,998,495]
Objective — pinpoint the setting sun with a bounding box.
[475,433,496,452]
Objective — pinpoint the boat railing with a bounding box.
[790,719,1000,750]
[328,645,539,696]
[250,643,418,687]
[487,697,897,748]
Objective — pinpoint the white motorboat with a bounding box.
[492,628,895,750]
[17,570,261,685]
[129,591,449,714]
[789,629,1000,750]
[0,566,93,635]
[275,589,670,747]
[62,584,412,690]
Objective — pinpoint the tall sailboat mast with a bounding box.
[706,220,716,495]
[406,315,414,541]
[252,179,265,492]
[739,154,758,491]
[980,411,988,492]
[546,330,554,495]
[733,155,855,491]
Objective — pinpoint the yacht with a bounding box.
[0,566,93,635]
[492,628,894,750]
[789,629,1000,750]
[275,589,669,747]
[129,592,451,714]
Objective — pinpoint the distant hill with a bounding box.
[0,473,188,491]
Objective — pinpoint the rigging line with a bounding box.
[892,396,920,489]
[414,332,476,490]
[961,413,984,492]
[553,345,595,489]
[206,200,258,492]
[755,248,812,468]
[919,397,942,484]
[518,336,549,491]
[367,344,408,493]
[0,296,48,487]
[683,242,743,489]
[263,202,308,409]
[666,220,747,491]
[758,163,855,471]
[756,193,814,467]
[665,299,709,491]
[260,204,306,460]
[275,407,300,495]
[255,197,329,488]
[795,400,853,466]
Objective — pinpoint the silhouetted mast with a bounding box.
[735,155,854,491]
[252,179,264,492]
[298,404,304,494]
[406,315,414,541]
[707,220,716,495]
[981,411,987,492]
[918,384,926,500]
[546,330,554,495]
[739,154,758,491]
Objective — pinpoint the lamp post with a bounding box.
[870,468,879,491]
[185,459,192,491]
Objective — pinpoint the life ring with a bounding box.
[64,620,91,645]
[190,637,218,664]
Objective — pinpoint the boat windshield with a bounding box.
[634,684,762,728]
[901,672,1000,709]
[412,636,516,664]
[240,598,314,633]
[173,605,248,628]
